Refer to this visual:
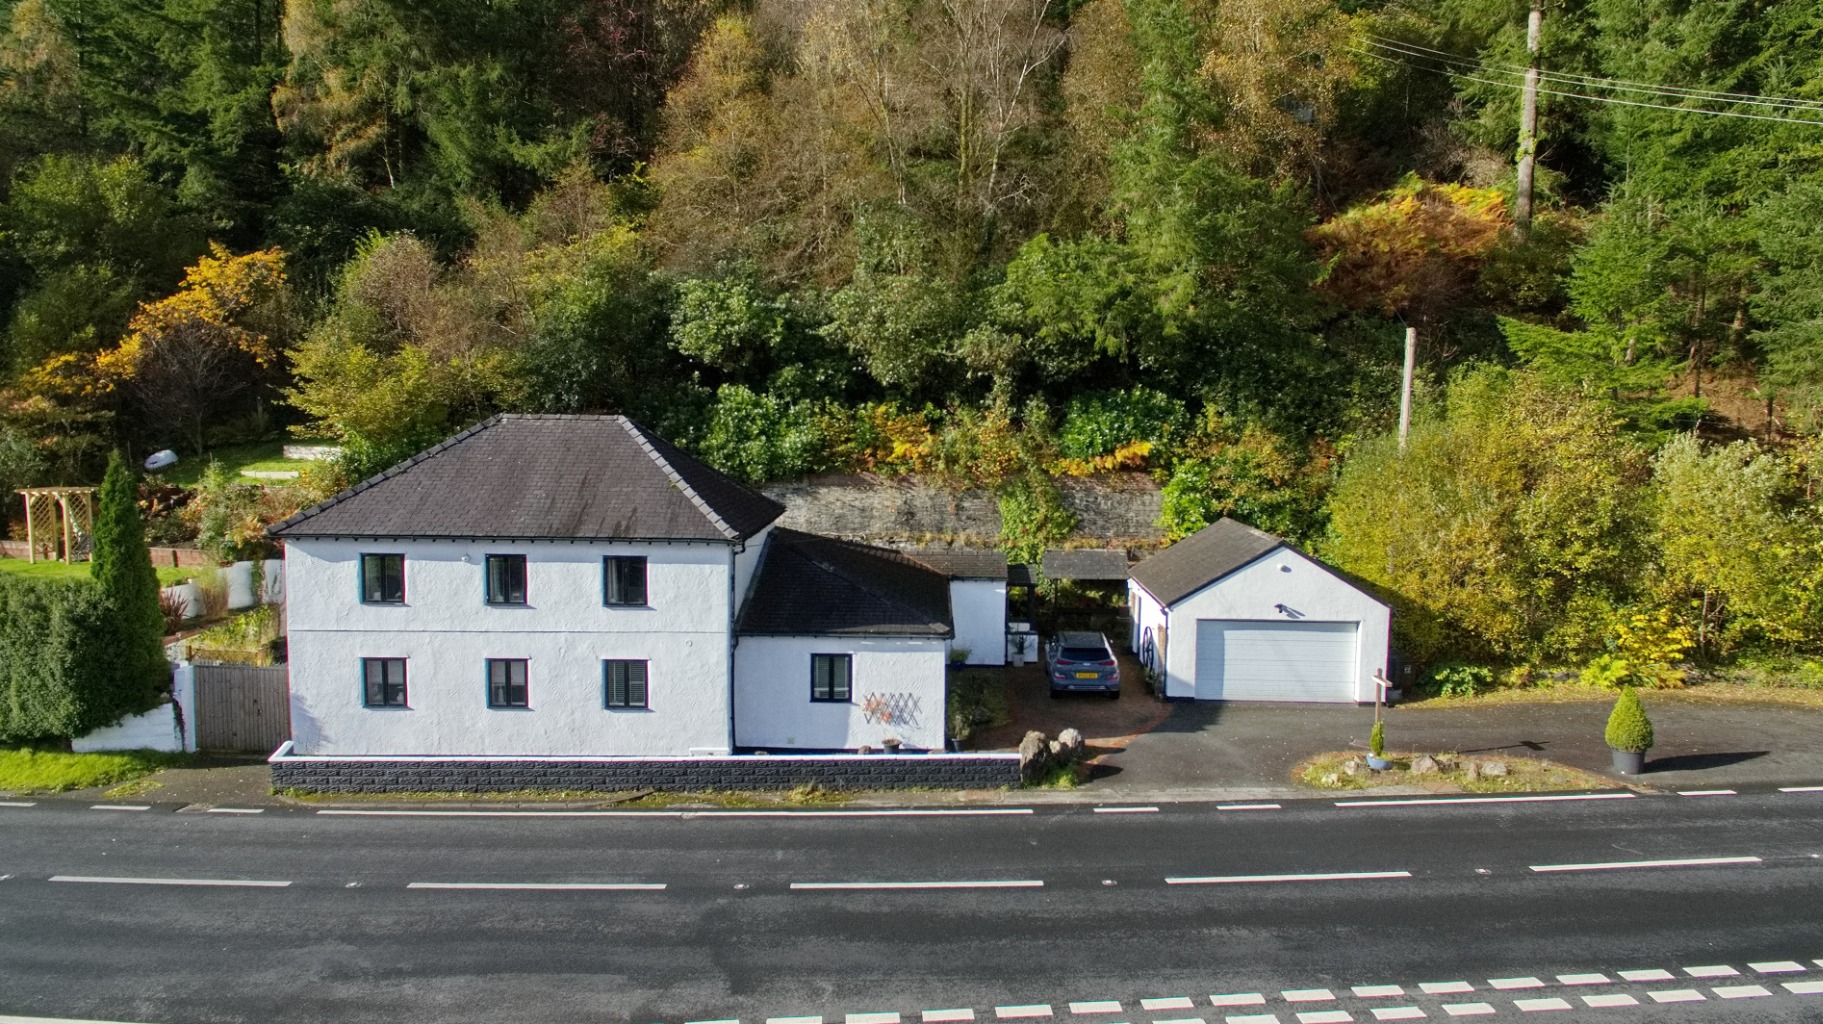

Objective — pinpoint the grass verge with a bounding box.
[1294,750,1620,794]
[0,557,191,587]
[1401,681,1823,711]
[0,748,191,793]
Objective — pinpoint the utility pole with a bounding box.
[1398,327,1417,451]
[1513,1,1544,239]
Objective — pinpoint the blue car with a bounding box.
[1046,631,1121,699]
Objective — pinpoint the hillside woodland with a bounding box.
[1,0,1821,685]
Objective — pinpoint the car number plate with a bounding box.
[1074,671,1099,679]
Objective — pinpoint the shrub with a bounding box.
[696,384,826,484]
[1579,654,1632,689]
[997,472,1078,564]
[0,575,163,743]
[1424,662,1494,698]
[1057,388,1187,460]
[91,452,169,709]
[189,606,281,664]
[1603,688,1654,753]
[1369,719,1385,757]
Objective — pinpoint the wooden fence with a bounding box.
[193,664,291,754]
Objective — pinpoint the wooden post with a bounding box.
[1398,327,1417,451]
[22,492,34,563]
[1513,1,1544,239]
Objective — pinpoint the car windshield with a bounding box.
[1060,647,1108,662]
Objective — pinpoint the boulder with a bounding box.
[1343,759,1360,776]
[1019,731,1051,784]
[1481,760,1509,777]
[1410,754,1439,775]
[1464,762,1481,782]
[1321,773,1340,786]
[1055,728,1085,763]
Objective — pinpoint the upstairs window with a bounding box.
[485,554,527,605]
[361,554,404,604]
[603,556,648,606]
[811,653,852,703]
[604,660,649,709]
[487,658,529,708]
[362,658,408,707]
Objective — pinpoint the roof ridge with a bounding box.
[617,418,739,542]
[267,415,502,536]
[780,530,949,630]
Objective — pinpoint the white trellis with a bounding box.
[860,692,922,728]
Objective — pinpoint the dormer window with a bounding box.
[485,554,527,605]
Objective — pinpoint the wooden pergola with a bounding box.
[18,487,97,563]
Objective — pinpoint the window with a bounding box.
[811,653,852,702]
[485,554,527,605]
[603,556,648,606]
[487,658,529,708]
[363,658,408,707]
[604,660,649,708]
[360,554,404,604]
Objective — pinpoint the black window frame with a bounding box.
[603,556,649,607]
[487,658,530,708]
[362,657,408,708]
[810,653,852,703]
[360,553,405,604]
[484,554,528,606]
[603,659,650,709]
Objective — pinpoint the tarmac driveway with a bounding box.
[1092,695,1823,797]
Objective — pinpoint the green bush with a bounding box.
[1603,688,1655,753]
[0,574,164,743]
[696,384,826,484]
[1058,388,1187,459]
[1369,719,1385,757]
[997,472,1078,564]
[1425,662,1494,698]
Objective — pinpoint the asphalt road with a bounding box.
[3,791,1822,1024]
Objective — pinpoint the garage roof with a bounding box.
[1127,518,1286,606]
[739,529,953,637]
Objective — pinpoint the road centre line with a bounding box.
[1335,792,1634,808]
[921,1011,974,1023]
[318,809,686,817]
[0,1016,162,1023]
[768,1016,822,1024]
[406,881,665,891]
[88,805,150,812]
[1529,855,1761,873]
[1371,1010,1424,1021]
[1168,871,1411,885]
[1512,996,1571,1011]
[0,801,37,808]
[1068,1002,1122,1015]
[847,1013,900,1024]
[1281,989,1333,1002]
[993,1005,1051,1019]
[1751,961,1807,973]
[1140,998,1194,1011]
[689,810,1034,818]
[1208,994,1266,1007]
[1217,804,1282,811]
[1647,991,1705,1003]
[1786,981,1823,994]
[1419,982,1473,995]
[49,875,290,888]
[1440,1004,1495,1017]
[1352,986,1404,998]
[1617,970,1673,982]
[1779,785,1823,793]
[204,807,264,814]
[1713,985,1772,998]
[1092,806,1159,814]
[791,880,1043,891]
[1555,974,1608,985]
[1677,790,1737,796]
[685,1019,739,1024]
[1487,979,1544,990]
[1684,965,1739,978]
[1293,1012,1349,1024]
[1580,994,1637,1008]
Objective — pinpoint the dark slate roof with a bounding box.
[1127,517,1286,606]
[1008,563,1038,588]
[739,530,952,637]
[904,547,1009,581]
[1041,548,1131,581]
[268,415,785,542]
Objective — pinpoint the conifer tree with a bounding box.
[91,450,168,714]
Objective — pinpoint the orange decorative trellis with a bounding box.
[18,487,97,563]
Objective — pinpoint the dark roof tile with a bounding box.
[1127,517,1285,605]
[739,530,952,637]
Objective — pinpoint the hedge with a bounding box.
[0,574,167,743]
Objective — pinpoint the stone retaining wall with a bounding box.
[268,743,1022,793]
[761,473,1164,545]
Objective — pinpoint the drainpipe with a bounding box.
[727,541,741,754]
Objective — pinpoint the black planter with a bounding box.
[1611,748,1646,775]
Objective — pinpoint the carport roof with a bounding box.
[1127,517,1286,606]
[1041,548,1131,581]
[904,547,1008,580]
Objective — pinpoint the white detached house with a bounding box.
[270,414,956,759]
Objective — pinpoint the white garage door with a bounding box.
[1194,620,1359,702]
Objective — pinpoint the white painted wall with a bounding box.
[949,579,1006,666]
[733,636,948,751]
[283,538,736,756]
[72,703,185,752]
[732,525,772,617]
[1128,581,1169,678]
[1151,547,1390,702]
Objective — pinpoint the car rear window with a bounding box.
[1060,647,1109,662]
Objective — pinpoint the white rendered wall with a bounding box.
[733,636,947,751]
[949,579,1006,666]
[1157,548,1390,702]
[72,703,186,752]
[732,525,773,617]
[284,538,735,756]
[1128,581,1169,676]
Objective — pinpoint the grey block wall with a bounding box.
[271,754,1022,793]
[762,474,1164,544]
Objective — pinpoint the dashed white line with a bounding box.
[1370,1010,1424,1021]
[0,801,37,808]
[791,880,1043,891]
[318,809,685,817]
[1222,1016,1278,1024]
[0,1015,159,1023]
[1529,856,1761,873]
[1334,793,1634,808]
[1439,1006,1495,1018]
[692,809,1034,818]
[1778,785,1823,793]
[88,805,150,812]
[1511,997,1571,1012]
[768,1016,822,1024]
[1647,991,1705,1003]
[1068,1002,1122,1015]
[405,882,666,891]
[205,807,264,814]
[1617,970,1673,982]
[1217,804,1282,811]
[847,1013,900,1024]
[1093,806,1159,814]
[1281,990,1334,1003]
[1209,994,1267,1008]
[922,1011,975,1022]
[1676,789,1737,796]
[1683,965,1740,978]
[1712,985,1771,999]
[1486,979,1543,991]
[1141,998,1194,1011]
[994,1005,1052,1019]
[1294,1012,1351,1024]
[49,875,290,888]
[1154,1018,1205,1024]
[1750,961,1806,973]
[1554,974,1609,986]
[1785,981,1823,994]
[1168,872,1411,886]
[1417,983,1471,996]
[1352,987,1405,999]
[1580,995,1636,1008]
[685,1018,739,1024]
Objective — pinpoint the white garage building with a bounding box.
[1128,518,1390,703]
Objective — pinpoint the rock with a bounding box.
[1321,773,1340,786]
[1019,731,1051,784]
[1343,759,1360,776]
[1410,754,1439,775]
[1464,762,1480,782]
[1056,728,1085,763]
[1481,760,1509,777]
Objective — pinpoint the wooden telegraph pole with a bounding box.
[1398,327,1417,451]
[1513,1,1544,239]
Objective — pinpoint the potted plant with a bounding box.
[1009,633,1030,667]
[1366,719,1391,770]
[1605,687,1654,775]
[882,737,902,754]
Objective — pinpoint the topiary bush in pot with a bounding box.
[1604,687,1654,775]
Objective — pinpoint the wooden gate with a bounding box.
[193,665,291,753]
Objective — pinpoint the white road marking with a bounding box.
[1352,987,1404,998]
[1370,1010,1425,1021]
[1294,1012,1351,1024]
[319,809,685,817]
[1217,804,1282,811]
[1785,981,1823,994]
[994,1006,1052,1019]
[1417,983,1472,995]
[1529,856,1761,873]
[1580,995,1636,1008]
[848,1013,901,1024]
[205,807,264,814]
[1334,793,1634,808]
[1676,790,1736,796]
[1209,995,1267,1008]
[1617,970,1673,982]
[1778,786,1823,792]
[1153,1018,1204,1024]
[1439,1006,1495,1018]
[922,1011,974,1022]
[405,882,665,891]
[1750,961,1806,973]
[768,1016,822,1024]
[1141,999,1194,1011]
[1222,1016,1279,1024]
[1486,979,1543,990]
[1554,974,1609,986]
[1093,806,1159,814]
[1683,965,1739,978]
[1511,997,1571,1012]
[1167,872,1410,886]
[1712,985,1771,999]
[686,1019,740,1024]
[1068,1002,1122,1015]
[1646,991,1705,1003]
[88,805,150,812]
[0,801,37,808]
[1281,991,1333,1003]
[791,880,1043,891]
[691,809,1034,818]
[49,875,289,888]
[0,1015,158,1023]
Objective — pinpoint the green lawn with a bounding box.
[0,557,194,586]
[0,747,190,793]
[159,439,332,486]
